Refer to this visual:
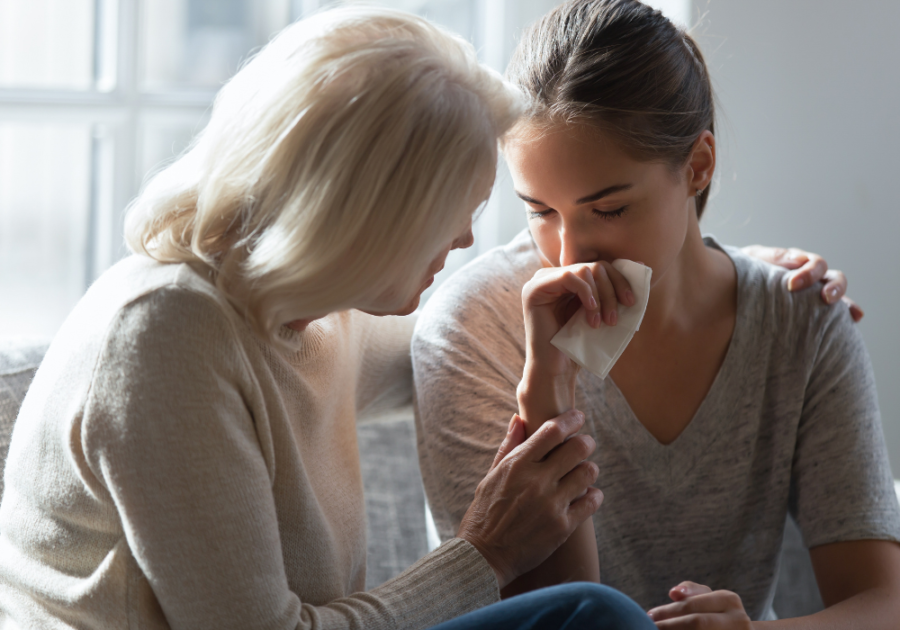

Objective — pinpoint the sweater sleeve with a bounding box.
[81,288,495,630]
[790,304,900,548]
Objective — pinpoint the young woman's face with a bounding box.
[504,124,697,286]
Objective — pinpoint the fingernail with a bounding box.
[791,275,806,290]
[624,290,635,306]
[594,313,602,327]
[589,295,597,309]
[608,310,617,326]
[826,286,839,303]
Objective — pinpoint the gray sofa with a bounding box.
[0,339,823,618]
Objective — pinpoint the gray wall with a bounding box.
[694,0,900,468]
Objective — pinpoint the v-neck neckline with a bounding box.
[588,238,748,489]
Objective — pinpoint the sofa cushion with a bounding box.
[0,339,50,500]
[357,412,429,590]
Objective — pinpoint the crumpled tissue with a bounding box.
[550,260,652,379]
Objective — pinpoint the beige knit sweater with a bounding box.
[0,256,498,629]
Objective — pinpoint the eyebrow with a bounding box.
[515,183,634,207]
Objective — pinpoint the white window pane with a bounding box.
[411,0,479,42]
[0,0,95,90]
[139,116,206,182]
[0,123,92,337]
[140,0,290,92]
[644,0,691,27]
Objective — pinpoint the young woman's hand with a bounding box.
[741,245,863,322]
[456,410,603,590]
[517,262,635,431]
[647,582,752,629]
[521,262,635,378]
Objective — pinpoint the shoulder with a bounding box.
[46,256,258,401]
[714,238,859,358]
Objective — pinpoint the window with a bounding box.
[0,0,686,338]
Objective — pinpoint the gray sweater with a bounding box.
[413,229,900,620]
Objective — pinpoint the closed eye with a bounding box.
[593,206,628,220]
[526,207,554,220]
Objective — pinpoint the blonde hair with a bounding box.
[125,6,523,340]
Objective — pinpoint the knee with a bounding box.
[553,583,654,629]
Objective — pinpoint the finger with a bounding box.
[558,458,599,502]
[820,269,847,305]
[652,613,719,629]
[566,486,604,525]
[743,245,803,270]
[547,433,595,478]
[522,409,585,462]
[669,581,713,601]
[575,266,602,328]
[786,253,827,291]
[843,296,864,322]
[599,260,635,308]
[648,591,743,621]
[491,414,525,471]
[592,264,619,326]
[557,270,598,315]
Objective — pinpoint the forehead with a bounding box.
[503,123,674,199]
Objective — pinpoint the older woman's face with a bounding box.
[385,221,475,316]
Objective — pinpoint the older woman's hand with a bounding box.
[456,410,602,589]
[742,245,863,322]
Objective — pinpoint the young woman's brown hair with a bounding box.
[506,0,716,217]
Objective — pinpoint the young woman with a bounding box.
[413,0,900,627]
[0,7,661,629]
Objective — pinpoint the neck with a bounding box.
[285,318,319,332]
[639,211,726,335]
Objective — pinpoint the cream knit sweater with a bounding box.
[0,256,498,629]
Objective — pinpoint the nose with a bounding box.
[558,224,591,267]
[451,226,475,251]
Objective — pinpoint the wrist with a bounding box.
[517,365,577,431]
[456,533,512,590]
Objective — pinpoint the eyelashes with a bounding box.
[593,206,628,220]
[527,206,629,221]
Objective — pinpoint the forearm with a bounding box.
[509,361,599,592]
[754,587,900,630]
[501,519,600,598]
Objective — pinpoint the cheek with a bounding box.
[637,196,692,281]
[527,221,561,267]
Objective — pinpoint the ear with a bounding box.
[686,130,716,195]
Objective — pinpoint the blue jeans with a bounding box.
[429,582,656,630]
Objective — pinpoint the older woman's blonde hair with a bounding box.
[125,6,522,340]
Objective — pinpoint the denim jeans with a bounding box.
[429,582,657,630]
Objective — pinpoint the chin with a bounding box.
[391,295,421,316]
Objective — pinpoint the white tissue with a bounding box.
[550,260,652,379]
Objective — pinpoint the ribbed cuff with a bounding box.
[369,537,499,630]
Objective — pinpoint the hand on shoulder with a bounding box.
[742,245,863,322]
